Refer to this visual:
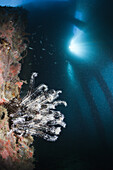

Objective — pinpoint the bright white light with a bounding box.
[69,27,89,59]
[69,37,86,58]
[69,39,83,56]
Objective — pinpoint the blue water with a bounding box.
[18,1,113,169]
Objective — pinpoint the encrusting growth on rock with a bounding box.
[0,6,66,170]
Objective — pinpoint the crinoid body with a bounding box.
[5,73,67,142]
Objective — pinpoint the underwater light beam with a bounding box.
[69,39,82,56]
[69,26,86,58]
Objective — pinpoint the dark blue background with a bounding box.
[19,1,113,169]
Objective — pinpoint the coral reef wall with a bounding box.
[0,6,66,170]
[0,7,34,170]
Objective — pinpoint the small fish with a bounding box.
[50,44,53,47]
[29,47,33,50]
[49,52,53,55]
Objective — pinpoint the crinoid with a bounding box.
[5,73,67,142]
